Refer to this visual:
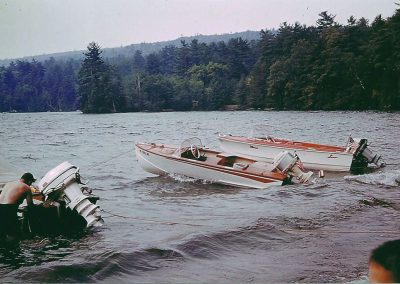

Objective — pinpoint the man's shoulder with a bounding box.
[13,181,30,192]
[3,181,18,190]
[20,183,31,191]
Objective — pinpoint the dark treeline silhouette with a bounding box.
[0,58,80,112]
[1,10,399,113]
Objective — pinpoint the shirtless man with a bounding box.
[0,172,35,237]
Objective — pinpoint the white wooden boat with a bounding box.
[135,138,313,189]
[218,134,384,172]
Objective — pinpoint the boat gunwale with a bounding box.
[135,143,285,183]
[219,135,351,155]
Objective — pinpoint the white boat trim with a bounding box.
[135,141,288,189]
[218,134,354,172]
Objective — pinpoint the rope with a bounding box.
[89,150,132,169]
[100,208,398,233]
[100,209,204,227]
[83,150,206,227]
[100,209,398,233]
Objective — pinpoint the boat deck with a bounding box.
[222,135,348,153]
[136,142,284,180]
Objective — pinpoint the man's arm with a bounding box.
[24,186,34,206]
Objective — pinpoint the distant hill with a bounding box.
[0,30,261,66]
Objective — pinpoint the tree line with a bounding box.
[0,10,399,113]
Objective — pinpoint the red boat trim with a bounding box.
[136,144,283,184]
[220,135,349,154]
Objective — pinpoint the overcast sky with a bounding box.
[0,0,397,60]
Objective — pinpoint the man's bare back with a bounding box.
[0,174,35,237]
[0,180,33,206]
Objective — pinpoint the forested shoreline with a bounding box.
[0,10,399,113]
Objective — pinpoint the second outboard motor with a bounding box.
[352,138,385,168]
[38,161,103,227]
[273,151,313,183]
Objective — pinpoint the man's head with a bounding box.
[369,239,400,283]
[21,172,36,186]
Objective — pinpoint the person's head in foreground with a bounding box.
[369,239,400,283]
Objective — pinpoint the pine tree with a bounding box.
[77,42,123,113]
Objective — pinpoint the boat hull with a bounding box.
[218,135,353,172]
[135,144,284,189]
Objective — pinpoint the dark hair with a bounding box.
[21,172,36,183]
[370,239,400,282]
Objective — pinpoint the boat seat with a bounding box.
[197,155,207,161]
[252,161,271,167]
[233,163,249,170]
[217,153,237,167]
[216,153,236,158]
[247,161,274,172]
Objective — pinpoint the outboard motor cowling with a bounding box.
[38,161,103,227]
[273,151,313,183]
[352,138,385,168]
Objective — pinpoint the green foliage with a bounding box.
[187,62,230,110]
[1,10,400,113]
[316,11,337,28]
[0,58,78,112]
[77,42,124,113]
[249,9,400,110]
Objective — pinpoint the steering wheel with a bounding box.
[190,145,201,159]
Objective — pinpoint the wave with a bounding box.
[344,170,400,187]
[7,216,313,282]
[176,217,300,259]
[11,247,184,282]
[133,175,239,197]
[2,204,380,283]
[94,174,130,182]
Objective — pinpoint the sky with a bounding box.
[0,0,397,60]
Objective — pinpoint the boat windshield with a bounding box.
[174,137,204,156]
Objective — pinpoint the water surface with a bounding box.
[0,111,399,282]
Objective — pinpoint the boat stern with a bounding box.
[349,138,385,170]
[273,151,314,183]
[38,161,104,228]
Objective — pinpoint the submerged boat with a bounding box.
[0,161,103,237]
[135,137,313,189]
[218,133,385,172]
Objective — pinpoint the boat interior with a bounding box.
[245,136,347,152]
[144,143,279,176]
[137,141,286,181]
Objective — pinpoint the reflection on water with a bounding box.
[0,111,399,282]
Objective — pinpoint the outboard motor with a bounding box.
[38,161,103,227]
[273,151,313,183]
[352,138,385,168]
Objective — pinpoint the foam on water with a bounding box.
[344,170,400,187]
[168,173,214,185]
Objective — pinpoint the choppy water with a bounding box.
[0,111,399,283]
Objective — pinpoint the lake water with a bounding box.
[0,111,399,283]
